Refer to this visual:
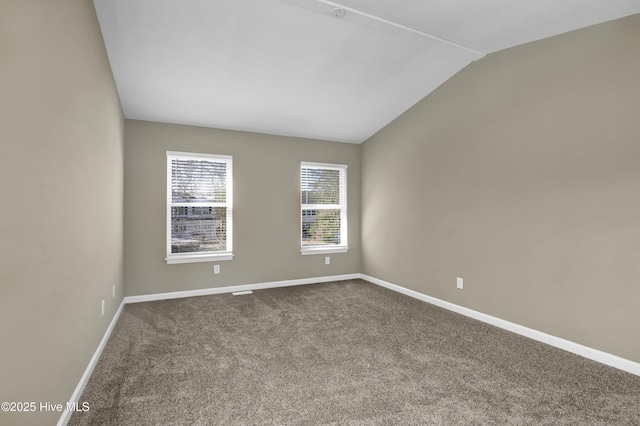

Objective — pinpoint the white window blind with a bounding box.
[301,162,348,254]
[166,151,233,264]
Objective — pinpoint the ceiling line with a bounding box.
[279,0,486,60]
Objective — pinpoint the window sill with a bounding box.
[166,252,234,264]
[300,246,349,256]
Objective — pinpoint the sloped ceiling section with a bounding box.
[93,0,640,143]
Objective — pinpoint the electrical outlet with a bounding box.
[325,256,330,265]
[214,265,220,274]
[101,300,105,316]
[457,277,464,289]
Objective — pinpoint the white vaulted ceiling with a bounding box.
[93,0,640,143]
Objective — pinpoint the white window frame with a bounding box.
[300,161,348,255]
[166,151,233,264]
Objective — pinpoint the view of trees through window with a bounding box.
[301,166,345,246]
[170,206,227,253]
[170,157,229,254]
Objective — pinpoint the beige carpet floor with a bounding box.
[69,279,640,425]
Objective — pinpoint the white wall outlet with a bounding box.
[325,256,330,265]
[214,264,220,274]
[112,284,115,298]
[457,277,464,289]
[101,299,105,316]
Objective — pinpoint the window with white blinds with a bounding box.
[300,162,348,255]
[166,151,233,264]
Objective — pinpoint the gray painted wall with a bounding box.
[361,14,640,362]
[0,1,124,425]
[2,5,638,425]
[124,120,361,297]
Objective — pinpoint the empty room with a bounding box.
[2,0,640,425]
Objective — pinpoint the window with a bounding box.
[166,151,233,264]
[300,162,348,255]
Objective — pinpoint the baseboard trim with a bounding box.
[60,274,359,424]
[123,273,361,304]
[61,271,637,426]
[359,274,639,377]
[57,299,126,426]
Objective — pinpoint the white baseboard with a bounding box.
[58,299,126,426]
[359,274,640,377]
[123,273,361,304]
[59,273,359,424]
[61,271,637,426]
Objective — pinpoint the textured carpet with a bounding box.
[69,279,640,425]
